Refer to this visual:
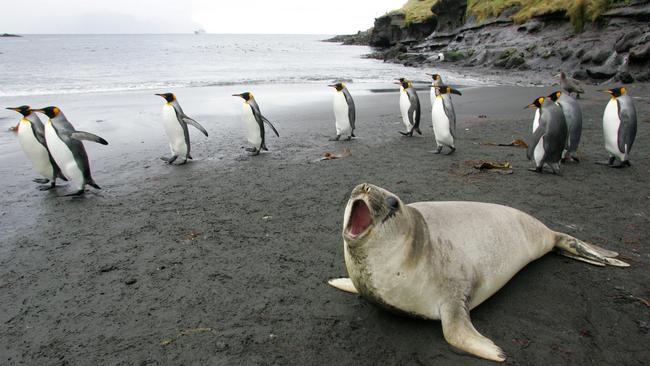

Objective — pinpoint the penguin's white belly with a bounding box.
[432,98,454,147]
[532,109,540,133]
[430,88,436,108]
[18,121,54,180]
[534,136,546,167]
[162,104,188,157]
[45,122,84,189]
[603,100,623,159]
[333,93,351,135]
[399,91,412,129]
[242,104,262,148]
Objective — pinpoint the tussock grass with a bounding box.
[389,0,439,25]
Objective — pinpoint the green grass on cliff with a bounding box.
[389,0,439,25]
[467,0,615,30]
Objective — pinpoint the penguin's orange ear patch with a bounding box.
[538,97,545,104]
[53,107,60,115]
[620,87,626,95]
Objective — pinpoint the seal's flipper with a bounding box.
[554,234,629,267]
[328,278,358,294]
[440,301,506,362]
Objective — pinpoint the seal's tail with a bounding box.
[554,233,629,267]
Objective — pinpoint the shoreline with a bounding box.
[1,82,649,364]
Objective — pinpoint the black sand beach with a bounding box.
[1,83,649,365]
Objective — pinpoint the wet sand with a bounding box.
[0,83,649,365]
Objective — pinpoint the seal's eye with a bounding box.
[385,196,399,221]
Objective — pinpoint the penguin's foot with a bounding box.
[431,146,443,154]
[595,157,616,166]
[609,160,630,168]
[399,131,413,137]
[245,147,257,152]
[38,183,57,191]
[345,135,353,141]
[446,147,456,155]
[33,178,50,184]
[329,135,341,141]
[528,167,543,173]
[64,190,85,197]
[161,155,178,164]
[176,159,188,166]
[246,148,260,156]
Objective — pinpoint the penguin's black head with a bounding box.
[155,93,175,103]
[328,83,345,92]
[548,91,562,102]
[6,105,31,117]
[233,92,252,101]
[427,73,441,81]
[395,78,410,89]
[436,85,462,96]
[33,106,61,118]
[601,87,626,98]
[525,97,544,109]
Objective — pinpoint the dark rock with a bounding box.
[382,43,407,61]
[572,69,589,80]
[582,48,611,64]
[124,278,137,285]
[587,53,620,79]
[603,3,650,21]
[0,33,21,37]
[369,12,437,48]
[431,0,467,32]
[519,20,544,33]
[615,30,642,52]
[323,31,370,46]
[630,42,650,62]
[635,70,650,81]
[617,71,634,84]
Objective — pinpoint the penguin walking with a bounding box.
[6,106,66,190]
[598,87,637,168]
[548,91,582,162]
[431,85,462,155]
[396,78,421,136]
[155,93,208,165]
[32,106,108,196]
[233,92,280,155]
[525,97,568,174]
[328,83,356,141]
[558,71,585,99]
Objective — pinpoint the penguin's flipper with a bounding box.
[442,95,457,137]
[182,117,209,137]
[526,126,545,161]
[261,116,280,137]
[616,98,637,156]
[343,88,356,130]
[70,131,109,145]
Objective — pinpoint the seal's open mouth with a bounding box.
[346,200,372,239]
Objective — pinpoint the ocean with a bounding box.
[0,34,482,97]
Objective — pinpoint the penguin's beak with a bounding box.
[327,84,336,88]
[31,108,45,113]
[524,104,535,110]
[598,89,613,94]
[232,94,243,98]
[6,107,19,112]
[450,88,462,96]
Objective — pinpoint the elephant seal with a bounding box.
[328,183,628,362]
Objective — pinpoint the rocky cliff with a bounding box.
[334,0,650,83]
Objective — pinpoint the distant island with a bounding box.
[1,33,21,37]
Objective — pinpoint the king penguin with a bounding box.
[6,106,66,190]
[233,92,280,155]
[155,93,208,165]
[548,90,582,162]
[396,78,421,136]
[431,85,462,155]
[328,83,356,141]
[598,87,637,168]
[525,97,568,174]
[427,73,444,104]
[32,106,108,196]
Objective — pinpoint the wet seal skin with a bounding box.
[329,183,629,362]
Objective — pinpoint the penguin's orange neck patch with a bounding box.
[20,118,29,124]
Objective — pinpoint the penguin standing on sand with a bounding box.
[548,90,582,162]
[155,93,208,165]
[32,106,108,196]
[525,97,567,174]
[233,92,280,155]
[328,83,356,141]
[7,106,66,190]
[598,87,637,168]
[396,78,421,136]
[431,85,462,155]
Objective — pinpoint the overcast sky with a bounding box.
[3,0,407,34]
